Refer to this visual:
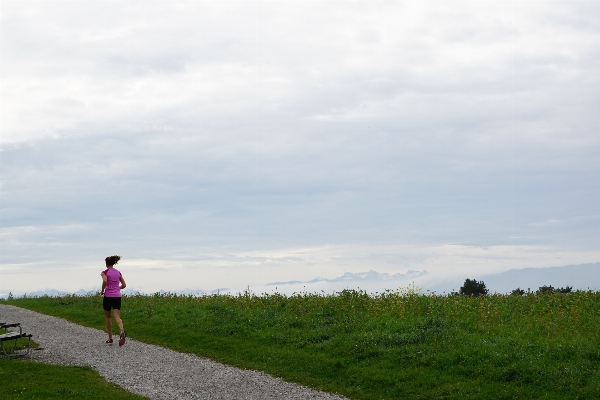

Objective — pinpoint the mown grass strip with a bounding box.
[0,359,148,399]
[3,288,600,399]
[0,339,147,400]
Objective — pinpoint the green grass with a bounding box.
[0,359,147,399]
[0,339,146,399]
[3,287,600,399]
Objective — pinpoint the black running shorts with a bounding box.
[103,296,122,311]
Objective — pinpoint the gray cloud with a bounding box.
[1,1,599,293]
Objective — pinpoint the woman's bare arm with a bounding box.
[101,272,107,295]
[119,275,127,290]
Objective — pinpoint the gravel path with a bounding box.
[0,305,346,400]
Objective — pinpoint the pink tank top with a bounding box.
[103,268,122,297]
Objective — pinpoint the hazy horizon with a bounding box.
[3,262,599,299]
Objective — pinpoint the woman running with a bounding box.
[101,255,127,346]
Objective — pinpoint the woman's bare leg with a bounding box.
[104,310,113,338]
[113,309,124,332]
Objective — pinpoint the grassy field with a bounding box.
[0,358,148,399]
[0,338,146,399]
[3,287,600,399]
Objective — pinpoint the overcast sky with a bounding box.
[1,1,599,296]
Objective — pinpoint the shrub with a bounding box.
[538,285,554,294]
[459,279,488,296]
[557,286,573,294]
[511,288,525,296]
[538,285,572,294]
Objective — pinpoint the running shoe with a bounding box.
[118,331,127,346]
[106,338,113,344]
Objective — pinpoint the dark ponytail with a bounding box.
[105,255,121,266]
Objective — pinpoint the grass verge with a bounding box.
[3,288,600,399]
[0,339,146,399]
[0,358,147,399]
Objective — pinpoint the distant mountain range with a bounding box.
[485,262,600,292]
[261,263,600,295]
[2,263,598,299]
[266,269,428,286]
[425,263,600,294]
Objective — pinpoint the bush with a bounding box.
[511,288,525,296]
[537,285,573,294]
[459,279,488,297]
[557,286,573,294]
[538,285,555,294]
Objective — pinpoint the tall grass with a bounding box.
[4,287,600,399]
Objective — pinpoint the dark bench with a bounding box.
[0,322,33,357]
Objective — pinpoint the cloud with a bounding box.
[529,219,560,227]
[1,2,599,294]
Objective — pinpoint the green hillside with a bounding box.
[3,287,600,399]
